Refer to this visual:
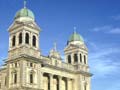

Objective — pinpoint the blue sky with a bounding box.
[0,0,120,90]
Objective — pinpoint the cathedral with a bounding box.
[0,1,92,90]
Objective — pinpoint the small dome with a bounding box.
[68,31,84,42]
[15,8,35,19]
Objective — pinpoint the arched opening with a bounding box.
[68,55,71,64]
[5,76,7,86]
[84,84,87,90]
[80,54,82,63]
[25,33,29,44]
[14,73,17,84]
[43,73,50,90]
[15,62,17,68]
[30,73,33,84]
[19,33,22,44]
[53,75,59,90]
[62,77,67,90]
[12,36,16,47]
[74,54,78,63]
[0,82,1,89]
[32,35,36,47]
[84,55,86,64]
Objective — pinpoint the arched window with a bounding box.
[84,55,86,64]
[0,83,1,89]
[30,63,33,67]
[14,73,17,84]
[25,33,29,44]
[32,35,36,47]
[74,54,78,63]
[19,33,22,44]
[68,55,71,64]
[80,54,82,63]
[12,36,16,47]
[5,76,7,86]
[15,62,17,68]
[30,73,33,84]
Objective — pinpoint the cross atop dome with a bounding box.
[24,0,27,8]
[53,42,57,51]
[73,26,77,33]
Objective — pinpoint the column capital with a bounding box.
[49,73,53,77]
[58,75,62,79]
[67,78,72,81]
[40,72,44,75]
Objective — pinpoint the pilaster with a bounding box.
[71,53,74,64]
[58,76,62,90]
[40,72,43,89]
[49,74,53,90]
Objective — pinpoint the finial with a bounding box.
[73,26,77,33]
[53,42,57,51]
[24,0,27,8]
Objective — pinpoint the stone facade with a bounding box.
[0,4,92,90]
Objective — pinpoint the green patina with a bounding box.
[15,8,35,19]
[69,31,84,42]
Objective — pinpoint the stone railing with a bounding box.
[62,62,75,71]
[41,56,89,72]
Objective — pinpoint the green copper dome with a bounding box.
[68,31,84,42]
[15,8,35,19]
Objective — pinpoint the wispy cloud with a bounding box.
[92,25,120,34]
[0,56,6,66]
[112,15,120,20]
[106,82,120,90]
[88,42,120,78]
[92,25,112,32]
[108,28,120,34]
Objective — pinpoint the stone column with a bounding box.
[67,78,73,90]
[58,76,62,90]
[37,34,39,49]
[66,78,70,90]
[87,78,91,90]
[71,53,74,64]
[40,72,43,89]
[86,55,88,64]
[23,30,25,45]
[82,54,84,64]
[65,55,68,63]
[50,74,53,90]
[16,32,19,47]
[9,36,12,50]
[30,32,32,47]
[78,53,80,64]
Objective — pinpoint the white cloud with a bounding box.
[92,25,111,32]
[104,80,120,90]
[88,42,99,50]
[112,15,120,20]
[92,25,120,34]
[89,48,120,59]
[0,56,6,66]
[108,28,120,34]
[88,43,120,78]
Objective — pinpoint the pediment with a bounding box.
[64,44,88,51]
[9,21,40,32]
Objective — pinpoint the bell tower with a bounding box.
[64,29,88,67]
[64,29,91,90]
[8,1,41,59]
